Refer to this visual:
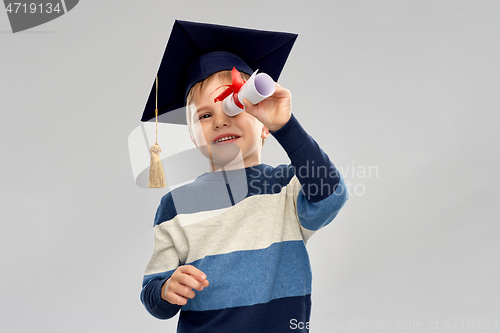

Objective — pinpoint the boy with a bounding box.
[140,20,349,332]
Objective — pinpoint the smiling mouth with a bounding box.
[213,136,240,144]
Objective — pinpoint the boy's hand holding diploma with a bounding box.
[215,68,292,133]
[242,82,292,133]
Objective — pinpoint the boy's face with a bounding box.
[189,75,269,170]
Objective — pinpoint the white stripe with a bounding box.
[177,207,231,227]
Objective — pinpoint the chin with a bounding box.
[209,142,242,165]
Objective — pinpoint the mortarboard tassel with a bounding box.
[148,75,166,188]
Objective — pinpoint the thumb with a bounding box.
[242,99,256,117]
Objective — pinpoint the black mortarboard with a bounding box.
[140,20,298,123]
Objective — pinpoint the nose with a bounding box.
[213,108,231,129]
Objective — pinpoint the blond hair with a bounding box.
[186,70,267,147]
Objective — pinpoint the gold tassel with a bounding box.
[148,75,166,188]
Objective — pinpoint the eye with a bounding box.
[199,113,211,120]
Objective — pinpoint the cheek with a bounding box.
[190,116,207,146]
[239,118,262,140]
[187,105,201,140]
[195,124,208,145]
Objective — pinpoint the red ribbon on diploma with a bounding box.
[213,67,246,109]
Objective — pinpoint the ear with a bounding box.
[261,125,270,138]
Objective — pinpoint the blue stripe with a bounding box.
[146,240,311,312]
[297,173,349,231]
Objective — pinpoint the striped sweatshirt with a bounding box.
[140,113,349,332]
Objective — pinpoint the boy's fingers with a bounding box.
[179,265,207,281]
[169,292,188,306]
[175,283,197,299]
[170,278,197,298]
[242,99,256,116]
[242,98,250,109]
[178,265,209,290]
[179,274,205,291]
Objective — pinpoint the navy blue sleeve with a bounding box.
[141,277,181,320]
[270,113,341,203]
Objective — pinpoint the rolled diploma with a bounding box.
[222,70,276,117]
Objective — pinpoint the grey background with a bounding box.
[1,1,499,332]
